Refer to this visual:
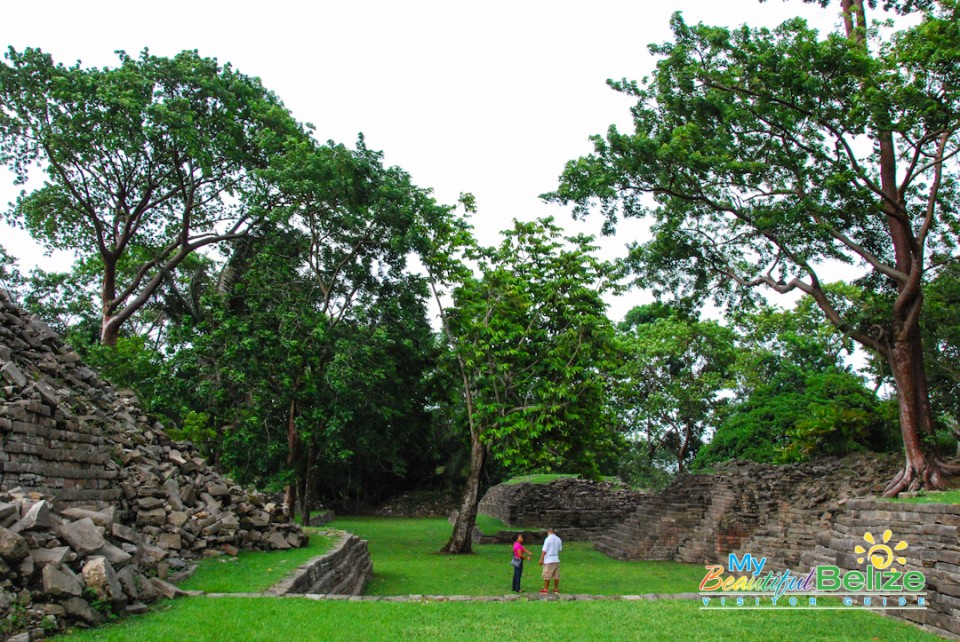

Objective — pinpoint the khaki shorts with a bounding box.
[541,562,560,581]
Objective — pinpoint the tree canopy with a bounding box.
[546,0,960,493]
[0,47,305,345]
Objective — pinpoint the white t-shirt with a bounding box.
[542,533,562,564]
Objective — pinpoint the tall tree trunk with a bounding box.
[284,394,299,523]
[882,322,957,495]
[100,256,120,346]
[299,444,314,525]
[442,435,485,554]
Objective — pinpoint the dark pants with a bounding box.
[512,560,523,591]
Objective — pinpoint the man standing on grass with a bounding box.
[539,527,562,594]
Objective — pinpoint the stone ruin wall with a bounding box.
[478,477,647,542]
[0,310,120,507]
[589,455,959,640]
[0,289,309,640]
[268,531,373,597]
[805,499,960,640]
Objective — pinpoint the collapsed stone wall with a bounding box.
[478,477,647,541]
[0,288,306,639]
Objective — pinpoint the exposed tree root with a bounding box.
[883,457,960,497]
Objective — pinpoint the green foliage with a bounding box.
[167,411,216,447]
[0,46,306,342]
[616,440,676,491]
[613,305,736,473]
[0,244,23,298]
[781,395,900,462]
[447,217,624,476]
[150,143,459,511]
[694,296,899,469]
[694,370,898,468]
[68,334,165,411]
[920,264,960,434]
[544,2,960,488]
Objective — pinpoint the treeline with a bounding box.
[2,0,959,552]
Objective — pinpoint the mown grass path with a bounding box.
[48,518,943,641]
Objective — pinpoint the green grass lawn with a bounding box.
[474,513,509,535]
[50,596,940,642]
[47,518,943,642]
[331,517,705,596]
[887,488,960,504]
[176,529,335,593]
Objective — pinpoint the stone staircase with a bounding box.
[594,455,900,565]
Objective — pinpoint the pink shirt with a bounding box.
[513,541,525,559]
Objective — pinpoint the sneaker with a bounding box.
[553,589,560,594]
[539,589,549,594]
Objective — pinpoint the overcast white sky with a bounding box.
[0,0,845,321]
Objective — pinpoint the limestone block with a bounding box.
[42,563,84,597]
[180,484,197,506]
[62,507,114,528]
[137,496,165,511]
[61,596,102,625]
[220,514,240,531]
[149,576,187,599]
[56,518,105,557]
[82,556,125,603]
[207,483,230,498]
[163,478,184,511]
[157,532,182,550]
[10,500,56,534]
[99,540,133,568]
[266,530,292,550]
[31,546,72,567]
[139,543,168,565]
[136,508,167,527]
[0,361,27,387]
[0,501,17,521]
[18,554,34,577]
[111,522,141,544]
[0,526,29,561]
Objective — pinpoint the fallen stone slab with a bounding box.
[57,517,105,556]
[10,500,56,533]
[0,527,29,561]
[42,563,84,597]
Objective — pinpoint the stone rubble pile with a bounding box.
[0,287,306,639]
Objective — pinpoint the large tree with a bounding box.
[0,48,304,345]
[422,217,621,553]
[546,1,960,494]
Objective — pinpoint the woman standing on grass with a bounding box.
[512,533,532,592]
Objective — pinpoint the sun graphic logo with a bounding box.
[855,529,909,570]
